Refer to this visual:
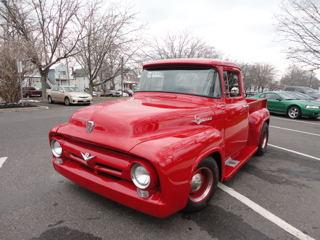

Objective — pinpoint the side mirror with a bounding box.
[59,90,64,93]
[276,98,282,101]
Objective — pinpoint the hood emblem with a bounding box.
[86,121,94,133]
[191,115,212,125]
[81,152,95,162]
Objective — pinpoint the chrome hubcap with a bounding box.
[189,167,213,203]
[190,173,203,192]
[289,108,298,118]
[261,130,267,149]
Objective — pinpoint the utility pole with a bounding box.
[309,70,313,87]
[121,57,124,97]
[17,61,24,106]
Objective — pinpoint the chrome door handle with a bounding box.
[243,105,249,109]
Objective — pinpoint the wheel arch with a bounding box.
[286,104,300,111]
[190,148,224,183]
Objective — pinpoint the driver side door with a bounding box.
[265,93,286,114]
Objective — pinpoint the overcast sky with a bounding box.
[125,0,290,77]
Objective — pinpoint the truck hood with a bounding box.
[56,94,215,152]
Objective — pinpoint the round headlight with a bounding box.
[51,139,62,157]
[131,163,150,189]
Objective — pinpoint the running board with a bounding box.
[225,158,240,167]
[224,145,258,181]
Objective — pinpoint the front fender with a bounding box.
[129,126,224,217]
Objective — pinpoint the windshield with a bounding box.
[136,68,222,98]
[289,92,314,100]
[64,87,82,92]
[279,92,300,100]
[305,88,316,93]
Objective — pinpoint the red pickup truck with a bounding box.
[49,59,270,218]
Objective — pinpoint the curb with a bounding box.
[0,106,49,113]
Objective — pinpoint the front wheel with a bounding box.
[287,106,301,119]
[255,122,269,156]
[182,156,219,213]
[48,96,53,104]
[64,97,70,106]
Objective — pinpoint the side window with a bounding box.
[296,88,304,93]
[223,70,241,98]
[286,87,294,91]
[266,93,280,100]
[259,94,265,98]
[58,87,63,92]
[52,87,58,91]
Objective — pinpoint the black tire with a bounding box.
[182,156,219,213]
[287,105,301,119]
[64,97,70,106]
[255,122,268,156]
[48,96,53,104]
[26,94,29,98]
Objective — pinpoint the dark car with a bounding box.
[283,86,320,100]
[84,89,100,97]
[23,87,42,98]
[245,91,258,97]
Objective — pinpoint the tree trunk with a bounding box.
[40,68,50,100]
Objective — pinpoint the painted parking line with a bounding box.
[0,157,7,168]
[271,116,320,126]
[218,183,315,240]
[268,144,320,161]
[270,126,320,137]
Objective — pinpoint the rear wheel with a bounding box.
[26,94,29,98]
[255,122,268,156]
[64,97,70,106]
[287,106,301,119]
[182,156,219,213]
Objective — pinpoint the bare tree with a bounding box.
[144,29,223,60]
[237,62,277,92]
[275,0,320,71]
[279,64,320,88]
[0,35,33,103]
[237,62,255,91]
[74,1,145,95]
[0,0,88,98]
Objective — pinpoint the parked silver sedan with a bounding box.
[47,86,92,105]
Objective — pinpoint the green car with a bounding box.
[250,91,320,119]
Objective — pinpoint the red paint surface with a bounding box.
[50,59,270,218]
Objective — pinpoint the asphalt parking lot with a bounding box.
[0,99,319,240]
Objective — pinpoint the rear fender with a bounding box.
[247,108,270,146]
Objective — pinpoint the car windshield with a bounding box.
[289,92,314,100]
[136,68,222,98]
[278,92,300,100]
[64,87,82,92]
[305,88,316,93]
